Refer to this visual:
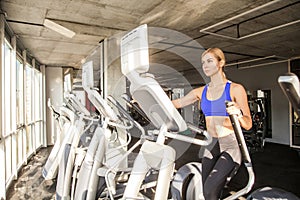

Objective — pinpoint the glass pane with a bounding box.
[17,129,24,167]
[35,122,41,147]
[11,48,17,132]
[1,43,3,138]
[34,70,41,121]
[5,136,12,181]
[25,65,32,124]
[34,70,42,147]
[4,42,11,135]
[16,58,24,125]
[26,125,32,155]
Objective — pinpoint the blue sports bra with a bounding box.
[201,81,232,117]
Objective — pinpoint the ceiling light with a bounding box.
[43,19,75,38]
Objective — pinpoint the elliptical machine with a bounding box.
[171,101,255,200]
[171,72,300,200]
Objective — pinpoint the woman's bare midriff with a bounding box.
[205,116,234,138]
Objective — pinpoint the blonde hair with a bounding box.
[202,48,226,67]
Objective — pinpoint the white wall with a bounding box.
[45,67,63,145]
[226,62,290,145]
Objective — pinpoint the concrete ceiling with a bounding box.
[1,0,300,85]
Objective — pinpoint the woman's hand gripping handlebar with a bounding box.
[225,101,251,163]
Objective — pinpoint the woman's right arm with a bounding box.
[172,87,202,108]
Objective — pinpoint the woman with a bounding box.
[172,47,252,199]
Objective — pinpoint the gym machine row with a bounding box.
[42,24,300,200]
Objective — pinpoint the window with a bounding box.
[2,40,12,136]
[0,22,46,200]
[16,58,24,126]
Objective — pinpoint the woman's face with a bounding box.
[201,52,221,77]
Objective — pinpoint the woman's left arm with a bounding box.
[227,83,252,130]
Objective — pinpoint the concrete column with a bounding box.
[45,66,63,145]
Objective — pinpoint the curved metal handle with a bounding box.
[107,95,135,123]
[107,95,145,137]
[164,129,212,146]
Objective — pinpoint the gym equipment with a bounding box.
[55,92,98,200]
[247,186,299,200]
[51,58,157,200]
[122,94,151,127]
[99,94,156,200]
[278,72,300,116]
[172,73,300,200]
[245,73,300,200]
[171,101,255,200]
[243,98,267,153]
[73,61,131,200]
[74,60,162,200]
[116,24,256,200]
[42,99,73,180]
[120,24,212,200]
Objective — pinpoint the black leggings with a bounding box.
[202,134,241,200]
